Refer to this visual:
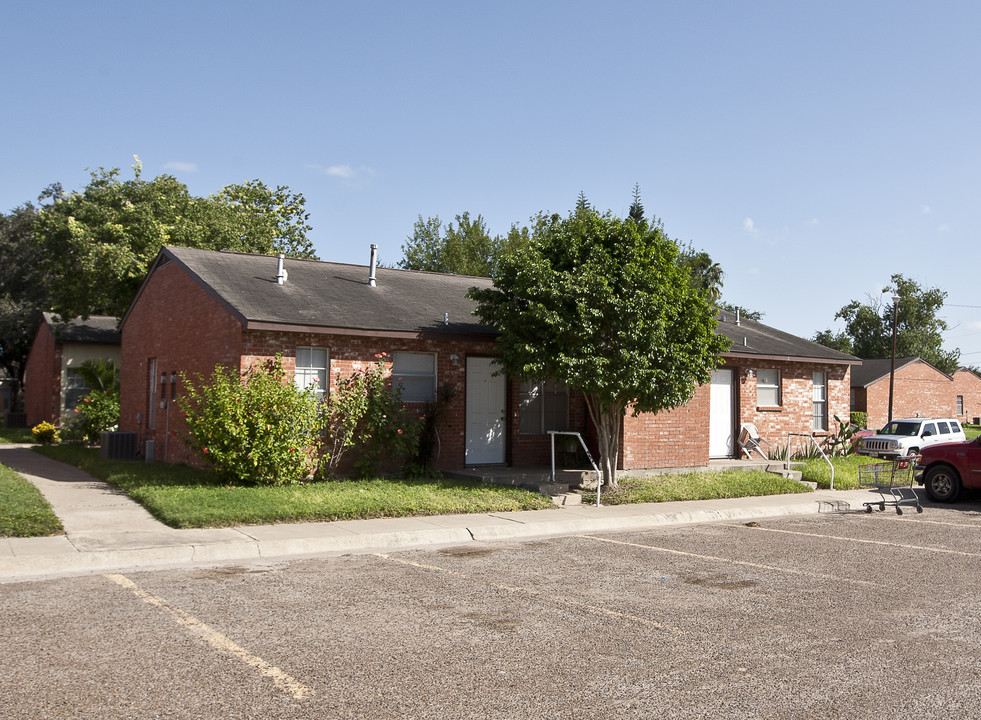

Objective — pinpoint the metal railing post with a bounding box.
[548,430,602,506]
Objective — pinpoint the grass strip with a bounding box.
[0,462,63,537]
[583,469,813,505]
[33,445,555,529]
[0,427,34,444]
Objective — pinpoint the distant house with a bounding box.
[850,357,959,429]
[119,246,858,471]
[0,376,16,424]
[23,313,121,427]
[952,368,981,425]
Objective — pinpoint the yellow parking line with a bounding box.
[373,553,681,633]
[736,524,981,558]
[578,535,881,587]
[105,574,313,700]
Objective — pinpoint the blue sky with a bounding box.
[2,1,979,363]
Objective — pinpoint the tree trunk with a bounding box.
[584,394,624,489]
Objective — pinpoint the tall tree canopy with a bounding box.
[469,199,730,488]
[33,160,315,320]
[0,203,47,382]
[813,273,959,373]
[0,159,315,388]
[398,212,528,277]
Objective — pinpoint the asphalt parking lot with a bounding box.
[3,502,981,719]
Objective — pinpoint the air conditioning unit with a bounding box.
[99,431,138,460]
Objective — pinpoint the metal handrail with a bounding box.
[548,431,602,506]
[786,433,834,490]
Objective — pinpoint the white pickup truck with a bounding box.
[858,417,966,458]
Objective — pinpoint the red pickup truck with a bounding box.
[916,436,981,502]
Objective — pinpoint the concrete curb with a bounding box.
[0,491,873,583]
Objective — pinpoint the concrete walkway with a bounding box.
[0,444,881,583]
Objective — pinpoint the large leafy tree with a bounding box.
[33,159,316,320]
[0,203,48,386]
[469,199,730,489]
[398,212,528,277]
[814,273,958,373]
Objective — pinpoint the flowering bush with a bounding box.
[31,421,60,445]
[179,356,324,485]
[319,353,418,479]
[71,389,120,444]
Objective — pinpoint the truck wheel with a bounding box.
[924,465,962,503]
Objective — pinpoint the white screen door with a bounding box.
[466,357,506,464]
[710,368,735,458]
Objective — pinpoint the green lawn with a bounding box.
[33,445,556,529]
[0,426,34,444]
[0,462,63,537]
[965,424,980,441]
[581,469,813,505]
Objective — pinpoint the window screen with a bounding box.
[393,352,436,402]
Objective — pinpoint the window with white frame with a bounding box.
[757,369,781,407]
[63,369,90,411]
[812,372,828,431]
[295,347,328,399]
[957,395,964,416]
[519,379,569,435]
[393,351,436,402]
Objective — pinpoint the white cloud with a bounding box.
[808,218,819,226]
[937,223,950,232]
[164,161,198,173]
[325,164,356,178]
[309,163,376,180]
[743,217,757,233]
[921,205,932,214]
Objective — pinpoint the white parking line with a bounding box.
[373,553,682,633]
[735,524,981,558]
[578,535,882,587]
[105,573,313,700]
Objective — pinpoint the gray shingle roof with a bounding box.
[43,313,121,345]
[715,312,859,364]
[158,246,497,336]
[144,247,859,364]
[850,357,949,387]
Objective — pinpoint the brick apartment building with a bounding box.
[23,313,121,427]
[119,246,857,471]
[851,357,981,429]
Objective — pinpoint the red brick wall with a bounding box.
[23,322,59,427]
[620,360,851,469]
[738,361,850,451]
[953,369,981,424]
[863,361,953,429]
[622,383,711,469]
[242,330,499,472]
[121,261,245,464]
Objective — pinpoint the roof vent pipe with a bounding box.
[368,244,378,287]
[735,308,741,326]
[276,254,288,285]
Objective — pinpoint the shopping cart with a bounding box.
[858,456,923,515]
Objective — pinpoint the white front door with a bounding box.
[466,357,506,465]
[710,368,735,458]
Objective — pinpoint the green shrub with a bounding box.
[31,422,59,445]
[65,389,120,444]
[179,356,324,486]
[319,353,420,479]
[850,411,868,429]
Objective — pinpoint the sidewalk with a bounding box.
[0,445,877,583]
